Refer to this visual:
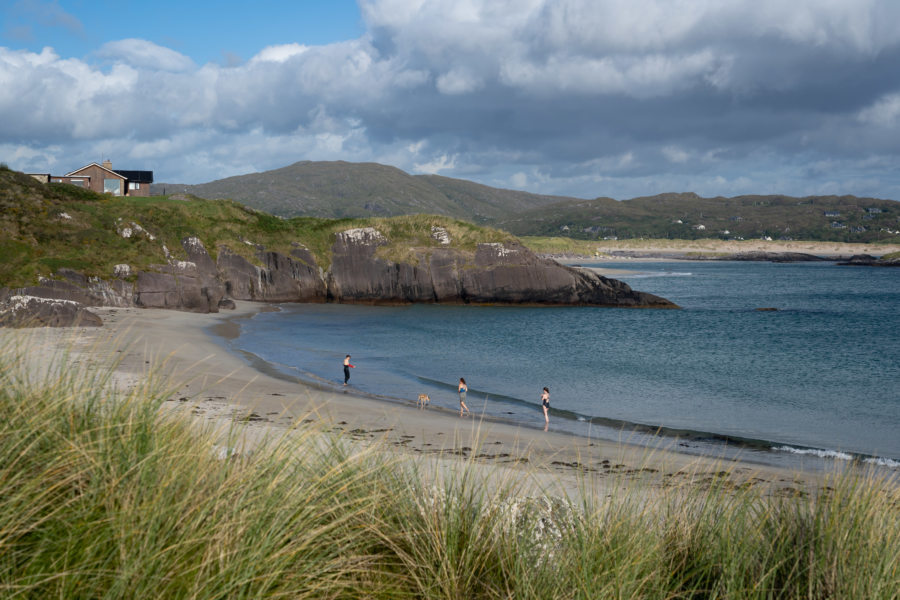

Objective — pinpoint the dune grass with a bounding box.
[1,339,898,599]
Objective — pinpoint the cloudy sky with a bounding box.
[2,0,900,200]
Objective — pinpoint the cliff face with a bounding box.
[325,227,671,306]
[0,226,676,325]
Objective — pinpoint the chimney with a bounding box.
[102,159,112,170]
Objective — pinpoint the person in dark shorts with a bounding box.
[541,387,550,429]
[343,355,355,385]
[458,377,469,417]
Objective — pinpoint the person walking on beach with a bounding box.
[343,355,355,386]
[458,378,470,417]
[541,387,550,430]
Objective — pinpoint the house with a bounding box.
[824,211,841,217]
[44,160,153,197]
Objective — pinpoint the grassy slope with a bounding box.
[0,167,515,288]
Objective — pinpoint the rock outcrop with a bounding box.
[0,293,102,328]
[837,254,900,267]
[326,229,672,306]
[133,237,226,312]
[2,227,676,326]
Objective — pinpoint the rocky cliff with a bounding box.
[0,226,675,325]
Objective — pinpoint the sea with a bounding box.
[214,260,900,473]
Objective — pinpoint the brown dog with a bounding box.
[417,393,430,408]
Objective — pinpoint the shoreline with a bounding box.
[213,305,900,474]
[4,302,890,499]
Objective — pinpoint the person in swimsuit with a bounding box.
[541,387,550,428]
[458,378,469,417]
[343,355,355,385]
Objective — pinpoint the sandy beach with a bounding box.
[590,239,900,257]
[3,302,837,500]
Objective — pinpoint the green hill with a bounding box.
[0,166,514,288]
[497,192,900,243]
[153,161,899,243]
[153,161,570,223]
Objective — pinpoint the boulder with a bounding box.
[724,252,829,262]
[0,295,102,328]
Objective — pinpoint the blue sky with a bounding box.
[2,0,364,65]
[2,0,900,201]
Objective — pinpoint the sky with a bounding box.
[2,0,900,201]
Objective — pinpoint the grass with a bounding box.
[1,336,899,599]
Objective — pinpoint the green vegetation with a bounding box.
[499,192,900,243]
[517,236,609,256]
[0,169,512,287]
[2,341,899,598]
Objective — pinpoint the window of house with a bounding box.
[129,182,141,190]
[104,178,121,195]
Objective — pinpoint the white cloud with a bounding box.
[96,39,194,72]
[509,172,528,189]
[436,67,481,95]
[249,43,308,64]
[858,93,900,127]
[662,146,690,164]
[413,154,457,174]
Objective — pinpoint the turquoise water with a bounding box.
[222,261,900,470]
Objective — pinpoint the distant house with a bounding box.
[831,221,846,229]
[824,211,841,217]
[38,160,153,197]
[866,207,883,214]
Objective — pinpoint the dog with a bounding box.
[417,393,431,408]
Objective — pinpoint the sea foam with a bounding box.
[773,446,900,469]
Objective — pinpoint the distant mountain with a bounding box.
[153,161,572,223]
[153,161,900,243]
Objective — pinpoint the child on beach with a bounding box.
[343,355,355,386]
[458,378,469,417]
[541,387,550,429]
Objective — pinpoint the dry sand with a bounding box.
[3,302,832,500]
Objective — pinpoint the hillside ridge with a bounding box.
[153,160,900,243]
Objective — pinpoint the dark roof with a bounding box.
[114,170,154,183]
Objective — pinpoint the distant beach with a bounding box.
[536,238,900,261]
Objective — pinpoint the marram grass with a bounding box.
[1,339,898,599]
